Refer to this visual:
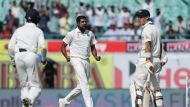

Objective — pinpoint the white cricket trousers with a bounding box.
[64,57,93,107]
[15,51,41,105]
[134,58,162,90]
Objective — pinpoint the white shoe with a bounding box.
[59,98,67,107]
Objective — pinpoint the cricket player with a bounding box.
[59,14,101,107]
[129,9,168,107]
[8,9,47,107]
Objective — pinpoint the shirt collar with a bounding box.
[25,22,36,27]
[75,27,87,34]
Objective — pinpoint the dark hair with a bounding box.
[135,9,150,18]
[25,9,40,24]
[76,16,87,23]
[177,15,183,21]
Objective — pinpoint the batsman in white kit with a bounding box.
[59,14,101,107]
[129,9,168,107]
[8,9,47,107]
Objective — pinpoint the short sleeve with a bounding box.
[63,32,72,45]
[90,31,97,45]
[8,30,17,49]
[143,28,152,42]
[8,30,17,58]
[38,30,45,49]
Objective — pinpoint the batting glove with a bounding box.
[145,61,155,74]
[41,60,47,65]
[11,58,16,68]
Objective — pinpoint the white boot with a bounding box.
[59,98,69,107]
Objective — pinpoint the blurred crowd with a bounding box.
[0,0,190,40]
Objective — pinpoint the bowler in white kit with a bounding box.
[8,9,47,107]
[59,14,101,107]
[129,9,168,107]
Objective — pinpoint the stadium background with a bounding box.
[0,0,190,107]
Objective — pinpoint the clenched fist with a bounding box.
[95,56,101,61]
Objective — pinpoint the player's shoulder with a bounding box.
[35,27,43,33]
[149,23,157,29]
[146,21,155,27]
[86,30,95,36]
[66,29,75,36]
[70,29,76,33]
[147,22,159,32]
[39,28,44,34]
[86,30,93,34]
[13,25,27,34]
[15,25,25,32]
[144,23,155,31]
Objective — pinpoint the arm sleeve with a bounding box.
[38,31,46,61]
[90,31,97,45]
[143,28,152,42]
[8,31,17,58]
[38,31,45,49]
[63,32,72,45]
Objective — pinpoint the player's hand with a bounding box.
[41,60,47,69]
[145,61,155,74]
[11,58,16,68]
[95,56,101,61]
[66,56,70,62]
[41,60,47,65]
[161,61,166,66]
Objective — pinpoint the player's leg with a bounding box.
[129,80,143,107]
[142,61,162,107]
[83,59,93,107]
[149,74,163,107]
[130,61,149,107]
[150,89,163,107]
[71,58,93,107]
[59,58,92,107]
[59,84,81,107]
[28,87,41,104]
[24,53,42,106]
[15,53,31,107]
[22,98,32,107]
[143,88,151,107]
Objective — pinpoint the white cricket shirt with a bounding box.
[63,28,96,59]
[138,21,161,58]
[8,22,45,54]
